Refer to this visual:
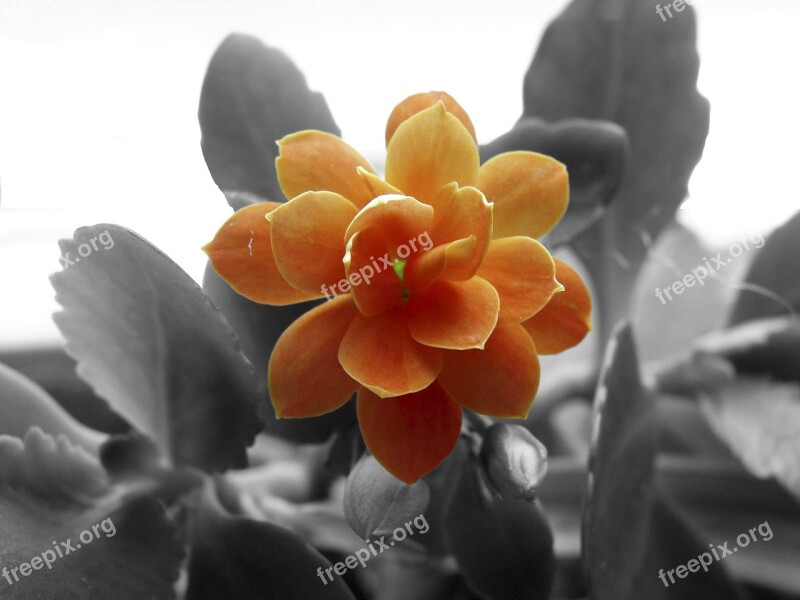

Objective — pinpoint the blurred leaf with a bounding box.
[645,492,749,600]
[51,224,261,473]
[0,361,105,453]
[0,346,128,434]
[657,456,800,596]
[445,459,555,600]
[480,117,629,247]
[234,491,365,558]
[632,222,730,362]
[729,211,800,325]
[542,455,800,594]
[199,33,340,203]
[584,324,656,597]
[0,428,182,599]
[584,325,747,599]
[186,489,356,600]
[699,377,800,502]
[372,554,477,600]
[524,0,709,345]
[100,432,162,478]
[344,453,430,541]
[416,437,470,558]
[693,316,800,383]
[327,423,366,477]
[203,264,357,443]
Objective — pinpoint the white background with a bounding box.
[0,0,798,346]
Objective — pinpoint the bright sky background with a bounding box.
[0,0,798,347]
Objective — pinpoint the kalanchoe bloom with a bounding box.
[203,91,592,483]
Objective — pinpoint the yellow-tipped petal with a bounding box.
[478,151,569,239]
[385,102,479,204]
[268,191,358,295]
[385,91,476,146]
[277,130,377,208]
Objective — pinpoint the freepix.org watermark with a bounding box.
[321,230,433,301]
[316,513,429,585]
[59,229,115,270]
[654,232,765,305]
[2,518,116,587]
[657,521,773,588]
[655,0,697,22]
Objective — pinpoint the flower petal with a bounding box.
[476,236,563,324]
[277,131,377,208]
[267,191,358,295]
[339,310,443,398]
[406,278,499,350]
[478,151,569,239]
[438,323,540,419]
[385,102,479,204]
[385,91,476,145]
[357,383,462,483]
[269,295,360,417]
[203,202,318,305]
[344,228,404,317]
[344,195,434,254]
[522,258,592,354]
[429,185,492,280]
[404,236,477,293]
[357,166,402,197]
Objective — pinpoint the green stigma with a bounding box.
[393,258,407,281]
[393,258,410,301]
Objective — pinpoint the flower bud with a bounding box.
[480,423,548,500]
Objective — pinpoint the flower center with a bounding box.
[393,258,410,301]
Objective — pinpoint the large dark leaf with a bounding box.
[480,117,629,247]
[729,211,800,325]
[524,0,709,344]
[186,489,356,600]
[445,459,555,600]
[199,33,340,203]
[584,325,747,599]
[51,225,261,473]
[0,428,182,599]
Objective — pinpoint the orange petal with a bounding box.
[478,151,569,239]
[438,323,540,419]
[404,236,477,293]
[269,295,359,417]
[406,278,499,350]
[385,91,477,146]
[276,131,377,208]
[429,184,492,280]
[338,310,443,397]
[344,195,434,255]
[385,103,479,204]
[357,383,462,483]
[476,236,563,324]
[203,202,318,305]
[344,228,404,317]
[357,167,402,197]
[522,258,592,354]
[267,191,358,295]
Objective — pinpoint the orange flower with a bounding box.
[204,92,591,483]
